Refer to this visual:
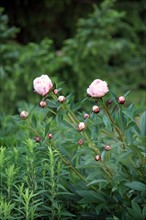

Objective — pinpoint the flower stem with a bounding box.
[101,98,126,149]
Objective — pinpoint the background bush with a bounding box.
[0,0,146,115]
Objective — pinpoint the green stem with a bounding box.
[101,99,126,149]
[26,120,41,137]
[65,103,80,123]
[83,132,100,154]
[50,140,98,191]
[100,161,113,178]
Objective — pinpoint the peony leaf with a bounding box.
[140,111,146,136]
[125,181,146,192]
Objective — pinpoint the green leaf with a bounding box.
[32,114,37,127]
[45,123,50,136]
[140,111,146,136]
[61,211,76,217]
[142,204,146,218]
[87,179,107,186]
[123,109,134,121]
[47,100,57,108]
[131,200,143,219]
[77,190,105,203]
[124,90,131,97]
[125,181,146,192]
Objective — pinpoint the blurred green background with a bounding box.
[0,0,146,115]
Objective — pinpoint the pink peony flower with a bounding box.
[87,79,109,98]
[33,75,53,96]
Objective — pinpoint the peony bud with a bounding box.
[48,133,53,139]
[58,96,65,103]
[106,99,112,105]
[78,139,84,145]
[105,145,111,151]
[53,89,59,95]
[118,96,126,104]
[95,155,101,161]
[34,136,41,142]
[78,122,86,131]
[92,105,100,114]
[84,113,90,119]
[20,111,29,119]
[40,100,46,108]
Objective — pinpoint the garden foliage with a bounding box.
[0,74,146,219]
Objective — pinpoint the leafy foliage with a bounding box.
[1,78,146,219]
[60,0,146,98]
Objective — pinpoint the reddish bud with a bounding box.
[78,122,86,131]
[40,100,46,108]
[84,113,90,119]
[34,136,41,142]
[95,155,101,161]
[78,139,84,145]
[92,105,100,114]
[54,89,58,95]
[20,111,29,119]
[118,96,126,104]
[106,100,112,105]
[48,133,53,139]
[58,96,65,103]
[105,145,111,151]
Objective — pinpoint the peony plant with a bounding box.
[29,75,146,218]
[1,74,146,220]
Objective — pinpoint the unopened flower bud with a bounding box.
[84,113,90,119]
[54,89,58,95]
[106,100,112,105]
[105,145,111,151]
[58,96,65,103]
[118,96,126,104]
[78,122,86,131]
[95,155,101,161]
[78,139,84,145]
[34,136,41,142]
[48,133,53,139]
[40,100,46,108]
[20,111,29,119]
[92,105,100,114]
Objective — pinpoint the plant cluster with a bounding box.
[1,75,146,219]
